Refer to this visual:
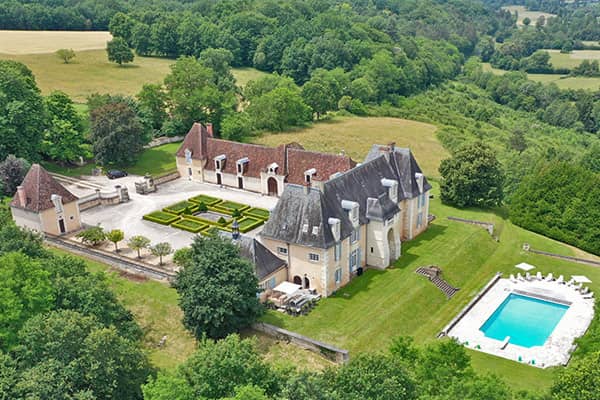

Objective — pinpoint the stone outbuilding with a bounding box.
[10,164,81,235]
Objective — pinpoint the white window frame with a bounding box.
[277,247,288,255]
[309,253,320,262]
[335,268,342,285]
[334,242,341,261]
[349,249,359,272]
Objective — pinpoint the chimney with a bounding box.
[206,123,214,137]
[387,142,396,152]
[16,186,26,207]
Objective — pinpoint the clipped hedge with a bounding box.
[143,211,179,225]
[244,207,270,221]
[207,204,235,216]
[172,219,208,233]
[163,201,197,215]
[236,216,264,233]
[219,200,250,213]
[188,194,222,206]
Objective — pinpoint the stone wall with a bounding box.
[78,190,121,211]
[253,322,349,364]
[154,171,181,186]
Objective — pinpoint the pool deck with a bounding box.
[447,277,594,368]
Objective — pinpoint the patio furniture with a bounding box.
[536,272,543,280]
[556,275,564,284]
[517,273,524,281]
[515,262,536,271]
[566,278,575,287]
[545,273,554,282]
[573,282,583,291]
[583,292,594,299]
[525,272,531,281]
[509,274,517,283]
[581,286,590,295]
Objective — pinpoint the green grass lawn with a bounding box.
[253,116,445,178]
[501,5,555,26]
[43,141,181,178]
[261,182,600,394]
[1,49,265,102]
[482,62,600,90]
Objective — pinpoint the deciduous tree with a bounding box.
[0,155,30,196]
[173,236,262,339]
[150,242,172,265]
[55,48,76,64]
[107,37,134,66]
[439,142,504,208]
[128,235,151,259]
[76,225,106,247]
[106,229,124,252]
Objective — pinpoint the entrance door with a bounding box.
[58,218,66,234]
[267,177,278,196]
[304,276,310,289]
[293,275,302,285]
[238,176,243,189]
[216,173,222,185]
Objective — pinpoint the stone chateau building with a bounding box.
[177,123,431,296]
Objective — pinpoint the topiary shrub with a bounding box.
[217,217,227,226]
[198,201,208,212]
[232,208,242,218]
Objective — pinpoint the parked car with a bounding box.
[107,170,128,179]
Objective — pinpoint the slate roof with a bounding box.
[10,164,78,212]
[262,147,430,249]
[176,123,356,184]
[237,236,287,280]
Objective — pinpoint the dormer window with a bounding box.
[236,157,249,174]
[267,162,279,174]
[184,148,192,164]
[415,173,424,193]
[304,168,316,184]
[214,154,226,170]
[328,218,341,241]
[312,226,320,236]
[381,178,398,203]
[51,194,63,213]
[341,200,359,227]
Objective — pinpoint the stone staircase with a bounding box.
[415,266,459,299]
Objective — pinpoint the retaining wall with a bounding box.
[78,190,121,211]
[144,136,184,148]
[447,216,494,236]
[154,171,180,186]
[253,322,349,364]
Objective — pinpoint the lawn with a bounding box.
[43,141,181,178]
[253,116,445,178]
[1,48,266,102]
[547,49,600,69]
[261,181,600,394]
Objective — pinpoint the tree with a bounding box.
[55,49,76,64]
[143,373,195,400]
[16,310,151,400]
[0,60,45,161]
[522,17,531,26]
[329,353,417,400]
[509,128,527,153]
[107,37,134,66]
[150,242,172,266]
[76,226,106,246]
[221,112,252,141]
[0,155,30,196]
[137,83,167,132]
[199,48,237,92]
[42,91,87,164]
[0,252,54,350]
[247,86,312,131]
[302,80,331,119]
[173,236,263,339]
[108,12,135,45]
[128,235,151,259]
[439,142,504,208]
[106,229,124,252]
[552,351,600,400]
[89,101,145,165]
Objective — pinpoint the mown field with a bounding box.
[253,116,446,177]
[547,49,600,69]
[262,181,600,394]
[1,49,267,102]
[0,29,112,54]
[501,5,556,26]
[482,62,600,90]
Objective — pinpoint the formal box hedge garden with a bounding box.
[143,196,270,235]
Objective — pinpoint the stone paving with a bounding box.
[75,175,279,250]
[448,277,595,368]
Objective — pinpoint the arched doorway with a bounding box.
[267,177,278,196]
[387,228,396,265]
[304,276,310,289]
[293,275,302,285]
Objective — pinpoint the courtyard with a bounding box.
[66,174,279,250]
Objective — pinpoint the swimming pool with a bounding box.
[480,293,569,348]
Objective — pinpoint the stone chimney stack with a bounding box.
[16,186,26,207]
[206,123,214,137]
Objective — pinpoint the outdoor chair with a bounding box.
[536,272,543,280]
[545,273,554,282]
[556,275,564,284]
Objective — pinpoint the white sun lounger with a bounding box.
[510,274,517,283]
[545,273,554,282]
[517,273,525,281]
[536,272,543,281]
[584,292,594,299]
[574,282,583,291]
[581,286,589,295]
[566,279,574,287]
[556,275,564,284]
[525,272,531,281]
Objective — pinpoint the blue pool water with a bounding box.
[480,293,569,348]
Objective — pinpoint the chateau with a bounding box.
[177,123,431,297]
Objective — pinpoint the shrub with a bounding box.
[76,225,106,246]
[172,219,208,233]
[197,201,208,212]
[217,217,227,226]
[143,211,179,225]
[188,195,221,206]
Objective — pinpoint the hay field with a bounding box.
[501,5,556,26]
[547,49,600,69]
[0,30,112,54]
[253,116,446,177]
[482,62,600,90]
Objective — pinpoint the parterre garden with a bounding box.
[143,194,269,235]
